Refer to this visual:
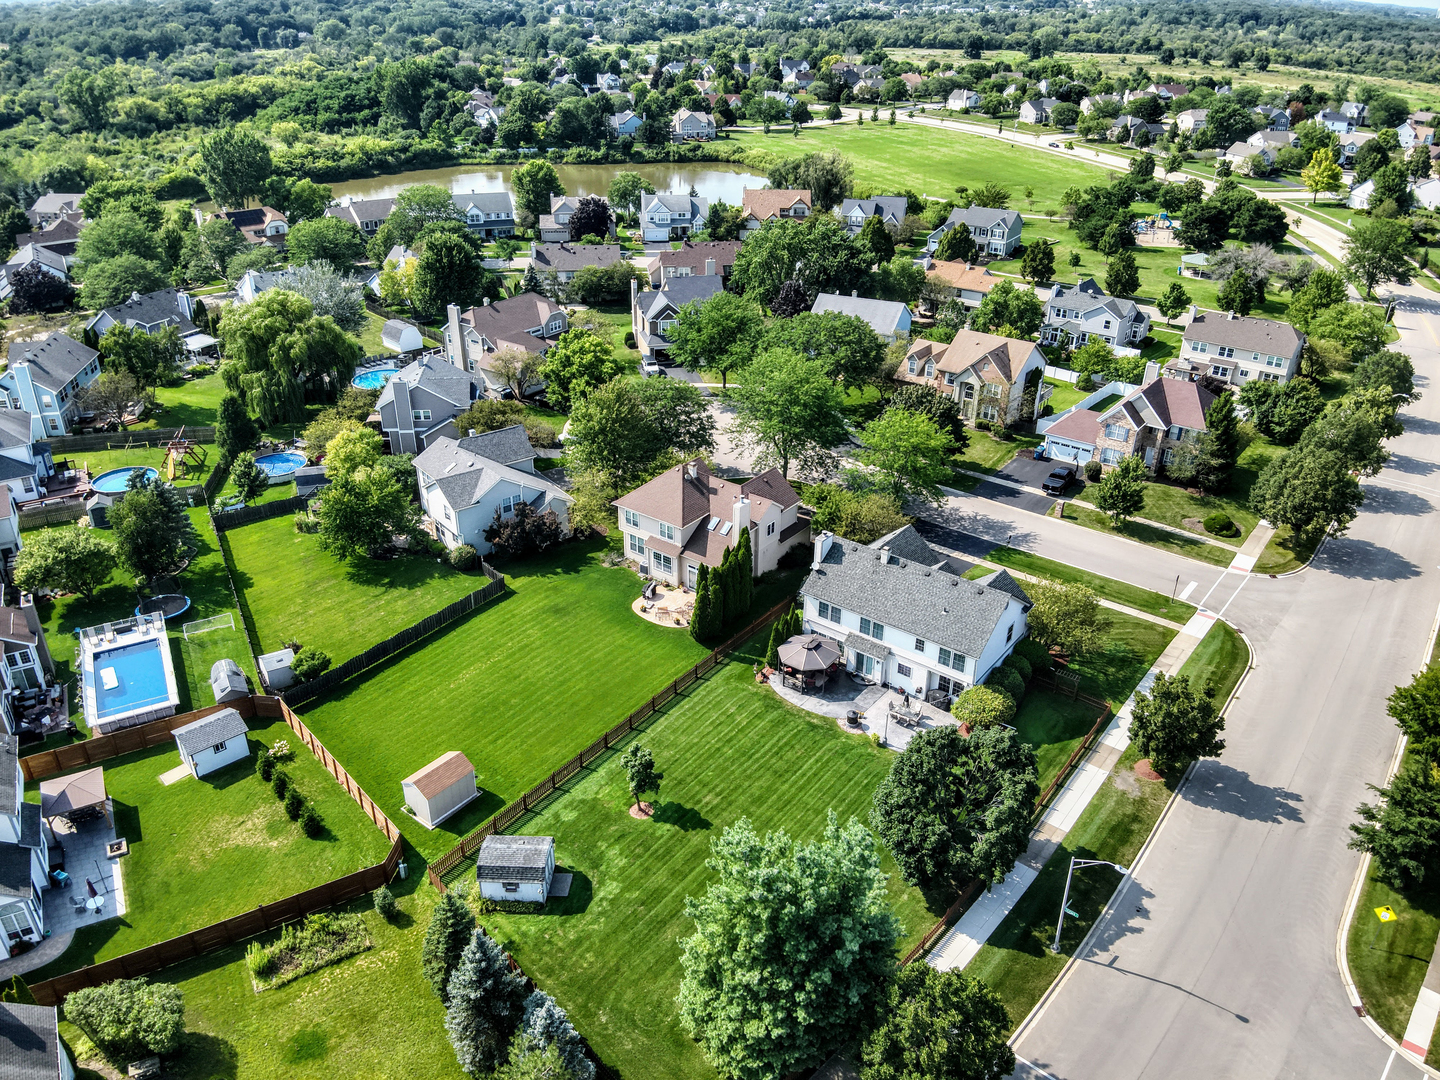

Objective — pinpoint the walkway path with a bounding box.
[926,612,1211,973]
[1401,933,1440,1058]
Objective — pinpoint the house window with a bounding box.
[962,385,975,400]
[979,405,1000,422]
[1103,320,1112,331]
[1210,365,1231,378]
[1163,448,1175,464]
[1101,447,1123,465]
[652,550,673,574]
[936,674,952,695]
[503,882,519,893]
[1190,341,1208,354]
[1260,371,1281,383]
[0,902,32,943]
[500,495,519,516]
[1103,424,1128,441]
[442,506,452,522]
[1006,624,1014,643]
[859,618,884,640]
[817,601,842,623]
[623,509,640,528]
[20,478,32,493]
[658,522,676,542]
[952,652,966,672]
[925,361,935,378]
[914,638,926,653]
[413,410,431,422]
[1215,346,1236,359]
[628,533,646,556]
[1167,425,1185,441]
[212,741,227,754]
[766,521,775,536]
[897,663,912,678]
[1265,355,1286,369]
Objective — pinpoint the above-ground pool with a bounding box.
[254,452,307,482]
[91,638,174,722]
[91,466,159,494]
[352,367,398,390]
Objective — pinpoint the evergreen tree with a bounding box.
[690,563,712,643]
[445,929,529,1076]
[519,265,544,296]
[1105,248,1140,297]
[718,546,740,628]
[707,572,726,637]
[733,528,754,617]
[422,891,476,1003]
[517,990,595,1080]
[1196,392,1241,492]
[215,392,258,466]
[765,619,783,669]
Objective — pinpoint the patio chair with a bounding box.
[69,895,87,912]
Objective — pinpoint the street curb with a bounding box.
[1268,535,1330,578]
[1008,623,1252,1051]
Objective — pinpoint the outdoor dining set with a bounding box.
[776,634,845,694]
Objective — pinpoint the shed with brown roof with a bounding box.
[402,751,479,829]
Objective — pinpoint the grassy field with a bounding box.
[1061,501,1236,567]
[27,716,393,981]
[223,514,489,666]
[730,123,1108,206]
[965,619,1249,1030]
[1042,377,1088,414]
[957,431,1040,473]
[295,537,734,860]
[984,546,1197,623]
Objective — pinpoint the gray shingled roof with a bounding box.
[6,334,97,392]
[1048,278,1139,321]
[802,539,1028,660]
[0,457,33,483]
[18,803,40,850]
[1183,312,1304,356]
[974,569,1031,605]
[0,1003,63,1080]
[173,708,248,756]
[88,288,197,336]
[943,205,1022,233]
[415,436,570,512]
[453,191,514,217]
[377,354,484,410]
[477,834,552,882]
[529,243,625,273]
[811,292,909,336]
[838,196,907,224]
[871,524,945,567]
[642,275,725,319]
[0,844,30,899]
[456,424,535,466]
[0,735,16,817]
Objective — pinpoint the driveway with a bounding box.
[968,479,1056,517]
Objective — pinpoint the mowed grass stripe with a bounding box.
[297,538,711,859]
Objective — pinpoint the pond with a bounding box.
[326,162,770,206]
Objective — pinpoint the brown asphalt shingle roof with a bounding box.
[742,188,812,221]
[0,608,34,646]
[903,333,1039,385]
[926,261,998,293]
[404,751,475,799]
[1043,408,1102,443]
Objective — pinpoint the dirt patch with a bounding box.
[629,801,654,819]
[1182,517,1208,536]
[1111,770,1140,795]
[1134,758,1164,782]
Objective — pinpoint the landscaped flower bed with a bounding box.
[246,912,372,991]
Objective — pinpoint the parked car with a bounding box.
[1048,141,1060,147]
[1041,464,1077,495]
[640,357,661,377]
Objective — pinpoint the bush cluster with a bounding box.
[291,646,332,683]
[1084,459,1103,482]
[1014,637,1053,672]
[263,768,325,838]
[373,885,399,922]
[449,544,477,570]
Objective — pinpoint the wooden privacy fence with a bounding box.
[280,565,507,708]
[211,495,309,531]
[429,596,796,888]
[24,694,405,1006]
[16,502,86,530]
[48,427,217,453]
[202,464,229,500]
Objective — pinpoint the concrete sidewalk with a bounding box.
[926,614,1211,973]
[1400,926,1440,1059]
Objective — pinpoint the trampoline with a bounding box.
[134,594,192,621]
[91,466,159,494]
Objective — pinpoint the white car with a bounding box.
[640,357,661,376]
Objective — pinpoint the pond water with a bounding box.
[326,162,770,206]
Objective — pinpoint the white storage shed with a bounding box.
[401,751,479,829]
[257,649,295,691]
[476,834,555,903]
[172,708,249,779]
[381,320,424,353]
[209,659,249,704]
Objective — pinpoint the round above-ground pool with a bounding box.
[135,594,191,620]
[91,466,159,494]
[254,452,307,482]
[352,367,398,390]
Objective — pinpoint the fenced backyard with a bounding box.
[210,495,309,531]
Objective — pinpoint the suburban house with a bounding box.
[1225,141,1276,172]
[703,93,743,113]
[1338,131,1376,165]
[740,188,812,233]
[0,334,101,439]
[779,57,810,80]
[1253,105,1290,130]
[362,244,419,297]
[528,241,626,283]
[13,214,85,266]
[613,459,808,589]
[925,206,1023,257]
[608,110,643,137]
[413,428,573,553]
[1018,98,1060,125]
[924,261,999,312]
[1112,115,1167,141]
[172,707,249,779]
[1316,109,1354,134]
[645,239,741,286]
[763,90,797,113]
[375,352,487,454]
[800,527,1030,695]
[631,275,725,362]
[1079,93,1121,114]
[324,195,397,236]
[476,834,556,904]
[1145,82,1189,100]
[672,109,717,141]
[452,192,516,238]
[1040,278,1150,348]
[0,1002,75,1079]
[0,605,51,692]
[1041,376,1216,471]
[1247,129,1301,151]
[85,289,207,353]
[0,734,48,958]
[640,193,709,243]
[947,88,981,110]
[1176,109,1208,134]
[1173,309,1305,385]
[811,291,912,343]
[836,196,907,236]
[1341,101,1367,124]
[1396,121,1436,150]
[0,245,70,301]
[25,193,82,228]
[201,206,289,246]
[444,294,567,390]
[235,267,284,304]
[402,751,478,829]
[537,194,615,243]
[898,333,1046,425]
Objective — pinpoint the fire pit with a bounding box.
[106,839,129,858]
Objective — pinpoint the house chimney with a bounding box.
[1143,360,1160,384]
[630,277,638,308]
[469,429,477,438]
[733,496,750,536]
[812,530,834,569]
[483,296,491,306]
[18,594,51,675]
[1188,304,1198,319]
[686,461,698,480]
[1227,310,1238,319]
[852,289,858,297]
[446,304,465,369]
[705,258,716,276]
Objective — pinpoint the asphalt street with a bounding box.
[920,284,1440,1080]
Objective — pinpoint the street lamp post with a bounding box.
[1051,857,1130,953]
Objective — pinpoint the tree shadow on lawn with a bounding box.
[651,801,712,832]
[339,550,485,593]
[485,533,618,583]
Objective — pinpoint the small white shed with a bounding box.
[476,834,555,903]
[381,320,424,353]
[401,751,479,829]
[210,659,249,704]
[172,708,249,779]
[257,649,295,691]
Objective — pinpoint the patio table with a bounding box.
[86,895,105,913]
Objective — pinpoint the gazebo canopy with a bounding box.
[777,634,843,672]
[39,767,107,819]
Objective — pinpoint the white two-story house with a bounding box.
[1,335,101,439]
[452,192,516,239]
[413,427,573,554]
[1040,278,1150,348]
[1171,309,1305,386]
[0,734,48,958]
[640,194,709,243]
[613,460,809,589]
[925,206,1023,257]
[801,527,1030,698]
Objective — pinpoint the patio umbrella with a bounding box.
[777,634,843,673]
[86,878,96,898]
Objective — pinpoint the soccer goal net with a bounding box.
[182,613,235,639]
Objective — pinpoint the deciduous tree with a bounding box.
[285,216,367,268]
[512,160,567,224]
[856,407,956,504]
[198,126,272,209]
[1025,580,1110,657]
[621,743,662,810]
[1349,767,1440,892]
[860,964,1015,1080]
[1249,445,1364,542]
[1300,147,1344,204]
[761,310,886,385]
[1129,672,1225,775]
[968,280,1044,337]
[765,149,855,212]
[538,329,626,410]
[666,290,765,387]
[1344,218,1415,298]
[1093,454,1147,522]
[728,349,847,477]
[66,979,184,1063]
[13,526,117,601]
[568,195,613,242]
[1020,240,1055,285]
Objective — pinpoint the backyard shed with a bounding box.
[381,320,424,353]
[209,659,249,704]
[293,465,330,499]
[401,751,478,828]
[476,834,555,903]
[257,649,295,691]
[172,708,249,779]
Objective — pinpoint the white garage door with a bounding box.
[1045,438,1091,463]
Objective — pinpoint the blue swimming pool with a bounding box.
[91,639,172,721]
[92,466,159,494]
[352,367,398,390]
[254,452,306,480]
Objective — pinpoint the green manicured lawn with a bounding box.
[296,537,735,860]
[27,716,393,981]
[1058,610,1174,707]
[983,546,1197,623]
[1142,327,1184,366]
[1042,377,1088,414]
[222,515,489,666]
[1015,689,1110,792]
[587,302,642,369]
[965,620,1248,1029]
[55,441,220,490]
[1254,524,1321,576]
[731,124,1107,205]
[1072,478,1253,548]
[1061,502,1236,567]
[358,311,390,357]
[477,631,951,1080]
[134,373,229,430]
[956,432,1039,473]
